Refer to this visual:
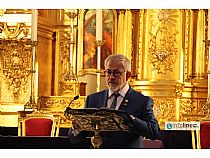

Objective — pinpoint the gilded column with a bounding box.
[77,10,85,74]
[137,9,145,80]
[124,10,132,60]
[184,9,194,82]
[116,10,125,54]
[116,9,132,60]
[195,10,206,78]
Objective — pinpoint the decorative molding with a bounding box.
[0,22,29,39]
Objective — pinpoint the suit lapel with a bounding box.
[100,89,108,108]
[118,87,134,111]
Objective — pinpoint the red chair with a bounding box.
[199,121,210,148]
[143,139,164,148]
[22,114,58,137]
[191,116,210,149]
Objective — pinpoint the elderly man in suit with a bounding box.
[68,54,160,148]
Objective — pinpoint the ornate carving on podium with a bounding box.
[149,10,178,74]
[65,108,133,148]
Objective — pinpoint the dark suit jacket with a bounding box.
[68,86,160,148]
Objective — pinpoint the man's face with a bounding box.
[105,61,130,92]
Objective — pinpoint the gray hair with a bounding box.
[104,54,131,71]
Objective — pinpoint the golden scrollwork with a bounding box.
[181,100,207,115]
[0,22,29,39]
[175,82,184,98]
[180,99,196,114]
[200,100,210,114]
[37,96,86,111]
[59,81,79,96]
[149,9,179,74]
[39,98,79,109]
[0,39,32,102]
[181,114,206,122]
[153,98,176,128]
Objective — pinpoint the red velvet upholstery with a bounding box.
[25,118,53,136]
[200,122,210,148]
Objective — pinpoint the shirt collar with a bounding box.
[108,83,129,98]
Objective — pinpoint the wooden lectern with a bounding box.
[65,107,137,148]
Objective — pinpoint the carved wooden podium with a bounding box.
[64,107,137,148]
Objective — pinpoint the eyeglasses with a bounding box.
[104,69,125,77]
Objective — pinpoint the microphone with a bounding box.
[68,95,79,107]
[65,95,80,113]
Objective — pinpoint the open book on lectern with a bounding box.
[65,107,138,133]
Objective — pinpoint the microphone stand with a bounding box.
[64,95,79,116]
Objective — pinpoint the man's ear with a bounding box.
[126,71,131,80]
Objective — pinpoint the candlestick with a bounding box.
[31,9,38,41]
[71,18,74,42]
[96,9,102,40]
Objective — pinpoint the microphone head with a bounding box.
[74,95,79,100]
[65,106,71,112]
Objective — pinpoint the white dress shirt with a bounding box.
[107,83,129,110]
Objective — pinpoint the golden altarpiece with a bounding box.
[0,9,210,130]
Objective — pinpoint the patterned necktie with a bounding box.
[110,93,120,109]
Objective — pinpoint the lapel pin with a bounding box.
[122,99,128,106]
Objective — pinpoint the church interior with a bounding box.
[0,9,210,149]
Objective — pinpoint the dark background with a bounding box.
[0,127,192,149]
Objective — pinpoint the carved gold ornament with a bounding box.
[153,99,176,127]
[59,31,77,81]
[0,22,29,39]
[149,9,179,74]
[0,39,32,101]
